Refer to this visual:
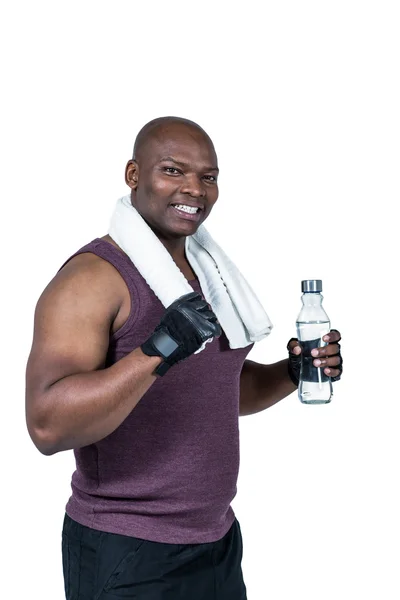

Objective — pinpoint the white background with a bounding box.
[1,1,399,598]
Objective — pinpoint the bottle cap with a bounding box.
[302,279,322,293]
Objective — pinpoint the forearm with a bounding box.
[239,358,297,416]
[30,348,163,455]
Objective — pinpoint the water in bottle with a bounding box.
[296,280,333,404]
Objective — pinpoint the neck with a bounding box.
[158,237,186,262]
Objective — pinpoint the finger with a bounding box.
[192,300,211,312]
[206,311,219,322]
[313,355,342,368]
[287,338,301,355]
[324,367,341,378]
[330,369,342,382]
[322,329,342,344]
[311,343,340,357]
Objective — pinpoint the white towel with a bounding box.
[108,195,273,352]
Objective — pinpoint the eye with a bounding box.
[163,167,182,175]
[203,175,217,183]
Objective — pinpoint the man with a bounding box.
[25,116,343,599]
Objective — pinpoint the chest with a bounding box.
[110,260,198,335]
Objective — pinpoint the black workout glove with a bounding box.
[141,292,222,376]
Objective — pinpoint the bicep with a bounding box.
[25,256,120,412]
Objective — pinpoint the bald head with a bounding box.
[124,115,219,245]
[132,116,214,162]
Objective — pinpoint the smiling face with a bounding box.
[125,122,219,242]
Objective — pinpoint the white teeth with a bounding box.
[174,204,199,214]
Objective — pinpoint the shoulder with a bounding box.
[43,240,128,318]
[60,235,129,284]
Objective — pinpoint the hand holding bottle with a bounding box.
[287,279,343,404]
[288,329,343,383]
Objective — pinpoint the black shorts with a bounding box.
[62,513,247,599]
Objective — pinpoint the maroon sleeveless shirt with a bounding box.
[58,238,254,544]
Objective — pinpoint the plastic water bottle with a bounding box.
[296,280,333,404]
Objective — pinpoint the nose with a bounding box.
[180,174,206,198]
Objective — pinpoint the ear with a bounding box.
[125,160,139,190]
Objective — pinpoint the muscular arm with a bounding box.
[239,358,297,416]
[25,254,162,456]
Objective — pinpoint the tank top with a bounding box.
[58,237,254,544]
